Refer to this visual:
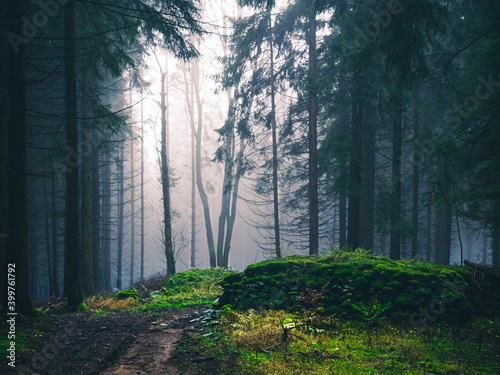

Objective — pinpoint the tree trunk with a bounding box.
[359,101,376,251]
[161,58,175,275]
[44,180,54,298]
[51,174,60,297]
[269,8,281,258]
[191,98,196,268]
[129,86,136,283]
[102,148,112,291]
[0,0,8,307]
[140,92,145,279]
[92,133,102,292]
[411,102,420,258]
[491,202,499,267]
[64,0,84,311]
[347,82,362,249]
[339,190,347,248]
[4,0,33,313]
[426,205,432,262]
[216,117,233,267]
[80,94,94,296]
[222,141,246,268]
[308,2,319,255]
[390,95,403,260]
[192,61,216,267]
[116,143,124,289]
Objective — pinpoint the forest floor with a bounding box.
[4,305,221,374]
[2,262,500,374]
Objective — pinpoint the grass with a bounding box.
[84,267,231,316]
[178,307,500,374]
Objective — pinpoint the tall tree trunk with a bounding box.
[64,0,84,311]
[216,117,233,267]
[347,82,362,249]
[411,101,421,258]
[269,8,281,258]
[92,134,102,292]
[102,148,112,291]
[4,0,33,313]
[0,0,8,307]
[140,92,145,279]
[338,189,347,248]
[192,61,216,267]
[129,86,136,283]
[216,0,232,267]
[160,57,175,275]
[182,66,197,268]
[116,144,124,289]
[51,174,60,297]
[359,101,376,251]
[44,180,54,298]
[308,2,319,255]
[426,205,432,262]
[80,94,94,296]
[390,94,403,260]
[491,202,499,267]
[190,100,196,268]
[222,141,246,268]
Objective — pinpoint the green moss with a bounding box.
[216,251,477,322]
[114,290,139,301]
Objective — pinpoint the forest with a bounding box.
[0,0,500,373]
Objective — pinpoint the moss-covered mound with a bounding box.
[217,250,474,323]
[114,290,139,301]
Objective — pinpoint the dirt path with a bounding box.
[100,310,198,375]
[9,307,205,375]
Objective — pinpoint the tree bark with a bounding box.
[269,8,281,258]
[4,0,33,312]
[64,0,84,311]
[129,86,136,283]
[102,148,112,291]
[411,101,420,258]
[92,133,102,292]
[359,101,376,251]
[192,61,216,267]
[116,143,124,289]
[347,82,362,249]
[51,174,60,297]
[160,57,175,275]
[140,92,145,278]
[80,91,94,296]
[390,95,403,260]
[308,1,319,255]
[492,202,499,267]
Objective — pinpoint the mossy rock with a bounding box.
[114,290,139,301]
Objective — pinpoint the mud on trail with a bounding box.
[7,306,218,375]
